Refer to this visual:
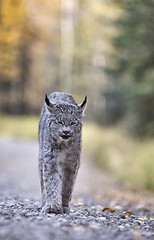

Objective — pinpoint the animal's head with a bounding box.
[45,94,87,142]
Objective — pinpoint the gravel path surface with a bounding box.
[0,137,154,240]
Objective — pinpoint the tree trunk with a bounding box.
[60,0,76,92]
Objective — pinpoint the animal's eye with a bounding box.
[56,118,64,125]
[70,121,77,125]
[58,121,63,125]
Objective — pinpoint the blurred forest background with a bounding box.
[0,0,154,190]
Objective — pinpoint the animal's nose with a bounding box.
[62,129,70,135]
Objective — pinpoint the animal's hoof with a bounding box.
[41,204,63,214]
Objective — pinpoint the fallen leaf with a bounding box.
[102,207,118,213]
[135,225,141,229]
[110,220,116,223]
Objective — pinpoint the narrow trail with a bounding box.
[0,137,153,240]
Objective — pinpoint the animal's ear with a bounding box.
[45,94,56,112]
[77,96,87,114]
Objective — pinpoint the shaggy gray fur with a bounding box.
[39,92,87,214]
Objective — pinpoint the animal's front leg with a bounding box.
[41,158,63,214]
[62,166,79,214]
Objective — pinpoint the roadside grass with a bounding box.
[0,115,39,139]
[82,123,154,191]
[0,115,154,191]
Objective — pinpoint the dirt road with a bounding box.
[0,137,153,240]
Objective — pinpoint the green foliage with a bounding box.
[126,83,154,137]
[124,141,154,191]
[100,86,126,125]
[105,0,154,137]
